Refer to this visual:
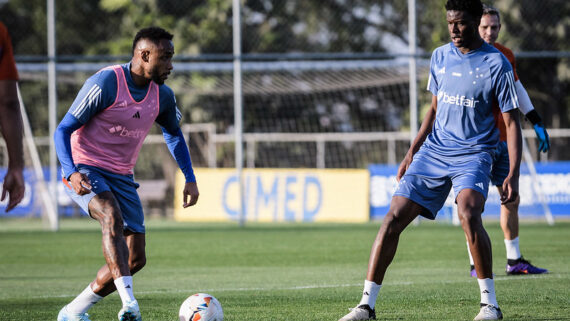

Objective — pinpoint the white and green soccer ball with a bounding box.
[179,293,223,321]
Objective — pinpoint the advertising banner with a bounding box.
[369,162,570,220]
[174,168,369,222]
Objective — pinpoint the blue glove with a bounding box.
[533,123,550,153]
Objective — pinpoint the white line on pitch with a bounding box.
[15,273,560,300]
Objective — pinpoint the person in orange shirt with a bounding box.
[465,4,549,277]
[0,21,25,212]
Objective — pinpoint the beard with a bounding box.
[150,67,165,85]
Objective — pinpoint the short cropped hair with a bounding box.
[482,4,501,22]
[132,27,174,55]
[445,0,484,20]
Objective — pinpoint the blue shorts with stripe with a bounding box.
[393,145,493,219]
[490,141,509,186]
[62,164,145,233]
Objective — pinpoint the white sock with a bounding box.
[477,278,499,308]
[358,280,382,309]
[67,284,103,314]
[466,241,474,266]
[114,276,136,306]
[504,237,521,260]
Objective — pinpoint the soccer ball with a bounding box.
[179,293,223,321]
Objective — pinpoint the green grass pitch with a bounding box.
[0,219,569,320]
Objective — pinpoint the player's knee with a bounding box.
[96,219,125,243]
[457,201,484,225]
[457,207,482,228]
[382,211,406,235]
[98,212,124,235]
[90,195,124,231]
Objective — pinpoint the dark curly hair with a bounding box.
[132,27,174,55]
[445,0,484,20]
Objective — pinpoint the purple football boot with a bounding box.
[506,257,548,275]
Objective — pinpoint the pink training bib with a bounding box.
[71,65,159,174]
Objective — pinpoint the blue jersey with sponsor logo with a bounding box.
[426,42,518,156]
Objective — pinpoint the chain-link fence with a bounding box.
[1,0,569,214]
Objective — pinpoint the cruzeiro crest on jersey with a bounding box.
[434,64,494,109]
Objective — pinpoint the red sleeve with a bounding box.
[0,22,19,81]
[494,42,519,82]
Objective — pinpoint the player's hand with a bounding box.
[396,153,413,182]
[69,172,92,195]
[183,181,199,208]
[533,123,550,153]
[500,174,519,204]
[1,167,25,212]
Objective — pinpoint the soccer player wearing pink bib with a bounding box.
[55,27,199,321]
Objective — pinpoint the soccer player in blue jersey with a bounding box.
[338,0,520,320]
[55,27,199,321]
[464,4,549,277]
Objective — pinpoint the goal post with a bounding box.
[17,85,58,231]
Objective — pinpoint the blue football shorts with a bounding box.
[393,146,493,219]
[490,141,509,186]
[62,164,145,233]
